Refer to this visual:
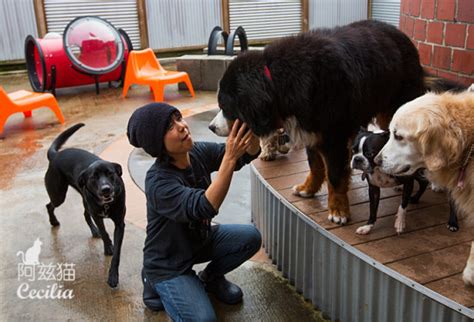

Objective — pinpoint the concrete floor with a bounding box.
[0,73,325,321]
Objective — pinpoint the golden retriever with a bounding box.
[375,86,474,285]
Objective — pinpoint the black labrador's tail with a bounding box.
[47,123,85,161]
[423,71,467,93]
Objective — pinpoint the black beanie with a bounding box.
[127,102,180,158]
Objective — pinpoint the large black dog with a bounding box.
[212,19,443,225]
[45,123,126,288]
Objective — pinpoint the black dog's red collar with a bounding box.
[264,65,272,81]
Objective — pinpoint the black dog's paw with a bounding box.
[107,273,119,288]
[104,244,114,256]
[447,224,459,232]
[46,203,60,226]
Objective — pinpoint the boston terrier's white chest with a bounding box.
[366,167,399,188]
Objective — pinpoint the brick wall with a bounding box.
[400,0,473,85]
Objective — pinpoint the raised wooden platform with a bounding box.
[251,148,474,321]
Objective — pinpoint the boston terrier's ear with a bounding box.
[360,126,368,132]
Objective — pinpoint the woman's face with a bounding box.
[163,113,193,155]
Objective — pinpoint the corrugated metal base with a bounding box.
[250,165,474,322]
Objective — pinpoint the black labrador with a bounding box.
[45,123,126,288]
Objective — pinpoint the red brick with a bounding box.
[457,75,474,86]
[409,0,421,16]
[437,70,459,82]
[432,46,452,69]
[404,16,415,37]
[437,0,456,20]
[427,21,444,44]
[414,19,427,40]
[445,23,467,47]
[421,0,435,19]
[418,43,433,65]
[468,25,474,49]
[399,15,406,31]
[424,66,439,75]
[457,0,474,23]
[401,0,408,14]
[452,49,474,74]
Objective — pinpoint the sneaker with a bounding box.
[198,271,243,305]
[142,269,164,311]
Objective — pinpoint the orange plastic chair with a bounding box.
[0,86,65,134]
[122,48,195,102]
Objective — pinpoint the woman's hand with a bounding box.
[223,119,254,164]
[245,133,261,156]
[205,119,254,211]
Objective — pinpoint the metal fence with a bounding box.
[371,0,400,27]
[0,0,38,62]
[146,0,222,50]
[309,0,367,29]
[229,0,302,41]
[43,0,141,50]
[0,0,393,63]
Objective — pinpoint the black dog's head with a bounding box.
[78,160,123,205]
[209,51,277,137]
[351,128,390,174]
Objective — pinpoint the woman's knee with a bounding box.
[194,310,217,322]
[168,309,216,322]
[244,225,262,253]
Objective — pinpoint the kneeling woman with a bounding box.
[127,103,262,321]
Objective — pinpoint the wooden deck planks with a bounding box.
[426,274,474,307]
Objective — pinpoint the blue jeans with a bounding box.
[154,224,261,322]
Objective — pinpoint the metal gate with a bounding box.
[43,0,141,49]
[308,0,368,29]
[371,0,400,27]
[228,0,302,41]
[0,0,38,61]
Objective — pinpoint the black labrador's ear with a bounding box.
[77,169,88,189]
[112,163,123,177]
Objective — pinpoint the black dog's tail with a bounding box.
[47,123,85,161]
[423,71,467,93]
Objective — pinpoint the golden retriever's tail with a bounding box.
[423,71,467,93]
[47,123,85,161]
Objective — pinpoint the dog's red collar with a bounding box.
[457,143,473,189]
[264,65,272,81]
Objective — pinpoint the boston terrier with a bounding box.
[351,129,430,235]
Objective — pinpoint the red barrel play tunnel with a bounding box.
[25,16,133,94]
